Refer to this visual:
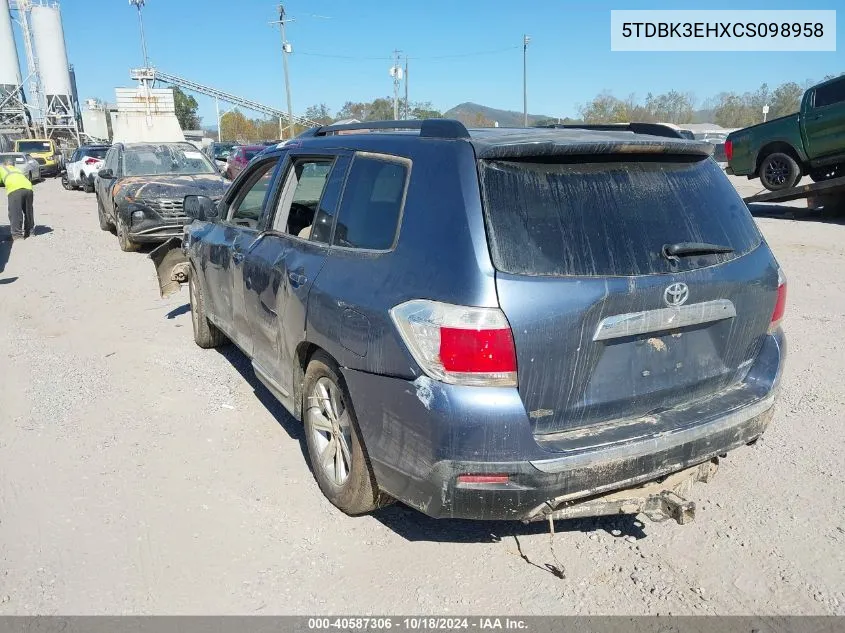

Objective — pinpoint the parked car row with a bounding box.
[139,119,787,524]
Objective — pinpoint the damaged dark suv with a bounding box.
[153,120,787,524]
[95,142,228,252]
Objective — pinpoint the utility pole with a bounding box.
[216,98,221,142]
[129,0,149,68]
[523,34,531,127]
[404,56,409,119]
[271,4,295,138]
[391,49,402,120]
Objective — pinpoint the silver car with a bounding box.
[0,152,41,182]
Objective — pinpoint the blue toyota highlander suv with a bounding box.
[152,120,787,524]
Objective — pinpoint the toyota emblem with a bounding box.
[664,282,689,307]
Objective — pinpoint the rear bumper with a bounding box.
[342,329,785,521]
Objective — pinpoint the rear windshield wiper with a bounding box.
[661,241,734,261]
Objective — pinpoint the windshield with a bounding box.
[0,153,26,163]
[16,141,52,153]
[480,156,761,277]
[122,144,217,177]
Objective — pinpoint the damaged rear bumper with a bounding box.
[342,329,784,521]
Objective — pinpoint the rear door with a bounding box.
[804,77,845,160]
[479,155,779,436]
[241,151,347,394]
[199,157,282,352]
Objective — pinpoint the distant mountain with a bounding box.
[444,102,563,127]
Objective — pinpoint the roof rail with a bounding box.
[536,122,689,140]
[313,119,470,139]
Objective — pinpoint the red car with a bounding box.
[224,145,264,180]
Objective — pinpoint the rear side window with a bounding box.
[480,156,762,277]
[814,78,845,108]
[332,155,409,250]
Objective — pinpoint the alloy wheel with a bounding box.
[764,158,789,186]
[307,376,353,486]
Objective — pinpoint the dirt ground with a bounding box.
[0,176,843,615]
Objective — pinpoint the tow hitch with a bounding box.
[525,459,718,526]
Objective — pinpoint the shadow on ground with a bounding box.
[748,203,845,225]
[215,343,302,443]
[166,303,190,319]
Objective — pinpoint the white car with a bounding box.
[0,152,41,182]
[64,144,110,192]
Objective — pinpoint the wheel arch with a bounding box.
[754,142,805,176]
[294,341,330,421]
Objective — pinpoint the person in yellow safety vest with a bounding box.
[0,156,34,241]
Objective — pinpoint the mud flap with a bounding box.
[150,237,189,298]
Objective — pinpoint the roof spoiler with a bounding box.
[299,119,471,140]
[536,123,693,140]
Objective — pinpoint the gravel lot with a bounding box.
[1,176,843,615]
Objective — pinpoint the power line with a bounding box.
[295,45,520,62]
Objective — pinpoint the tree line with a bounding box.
[578,76,840,129]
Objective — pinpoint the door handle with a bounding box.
[232,251,245,264]
[288,271,307,287]
[810,114,823,120]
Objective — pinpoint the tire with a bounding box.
[188,270,226,349]
[302,352,390,515]
[116,215,140,252]
[810,165,841,183]
[97,196,115,233]
[759,152,801,191]
[61,172,72,190]
[83,175,94,193]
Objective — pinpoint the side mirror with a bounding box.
[184,195,219,222]
[98,168,113,179]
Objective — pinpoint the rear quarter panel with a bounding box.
[306,139,498,378]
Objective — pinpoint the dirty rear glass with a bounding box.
[479,156,761,276]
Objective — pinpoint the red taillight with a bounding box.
[725,139,733,161]
[84,157,100,165]
[390,300,518,387]
[439,327,517,374]
[770,269,787,332]
[457,474,509,485]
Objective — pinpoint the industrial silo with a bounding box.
[0,1,23,103]
[31,3,77,134]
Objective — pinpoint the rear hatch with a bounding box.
[478,149,779,437]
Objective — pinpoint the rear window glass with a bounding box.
[244,150,259,161]
[332,156,408,250]
[480,156,761,277]
[82,147,108,159]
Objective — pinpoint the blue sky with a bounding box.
[12,0,845,125]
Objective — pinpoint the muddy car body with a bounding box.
[153,120,787,523]
[95,142,229,252]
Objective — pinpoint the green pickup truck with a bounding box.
[726,75,845,191]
